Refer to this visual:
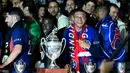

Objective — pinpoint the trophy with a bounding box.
[40,27,66,68]
[84,59,96,73]
[117,62,125,73]
[14,59,26,73]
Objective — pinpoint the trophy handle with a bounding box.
[94,63,96,70]
[117,62,125,73]
[40,37,46,47]
[58,38,66,57]
[40,37,51,59]
[40,37,47,57]
[84,64,87,72]
[40,37,46,53]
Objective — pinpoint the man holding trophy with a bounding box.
[63,9,102,73]
[0,7,30,73]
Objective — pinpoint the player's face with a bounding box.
[74,11,86,29]
[5,13,14,27]
[48,2,59,16]
[109,6,119,21]
[41,19,54,36]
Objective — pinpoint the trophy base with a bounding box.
[48,63,59,69]
[37,68,67,73]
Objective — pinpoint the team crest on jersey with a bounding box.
[82,33,88,38]
[111,27,120,50]
[71,60,77,69]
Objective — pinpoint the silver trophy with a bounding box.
[40,27,66,68]
[14,59,26,73]
[84,61,96,73]
[117,62,125,73]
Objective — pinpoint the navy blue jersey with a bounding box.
[9,26,30,73]
[96,15,126,67]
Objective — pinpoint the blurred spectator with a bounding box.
[1,0,12,17]
[11,0,23,8]
[64,0,77,17]
[47,1,69,30]
[20,0,41,68]
[1,0,10,8]
[37,5,46,25]
[41,13,57,37]
[96,0,104,5]
[119,0,129,20]
[82,0,97,28]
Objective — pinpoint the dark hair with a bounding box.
[42,12,57,27]
[96,4,110,15]
[37,4,46,10]
[22,0,38,20]
[65,0,77,6]
[83,0,96,6]
[69,9,77,16]
[8,7,24,20]
[22,0,36,13]
[47,0,60,8]
[109,3,119,9]
[73,8,86,15]
[41,12,57,36]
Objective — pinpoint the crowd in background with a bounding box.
[0,0,130,73]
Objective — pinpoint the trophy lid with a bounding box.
[46,27,59,41]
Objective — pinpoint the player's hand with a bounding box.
[78,40,90,49]
[100,59,114,73]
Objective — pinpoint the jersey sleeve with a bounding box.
[12,28,24,46]
[89,29,102,61]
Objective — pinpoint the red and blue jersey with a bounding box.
[63,24,101,72]
[96,15,126,67]
[10,27,29,63]
[7,23,30,73]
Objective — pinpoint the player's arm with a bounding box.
[0,44,22,68]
